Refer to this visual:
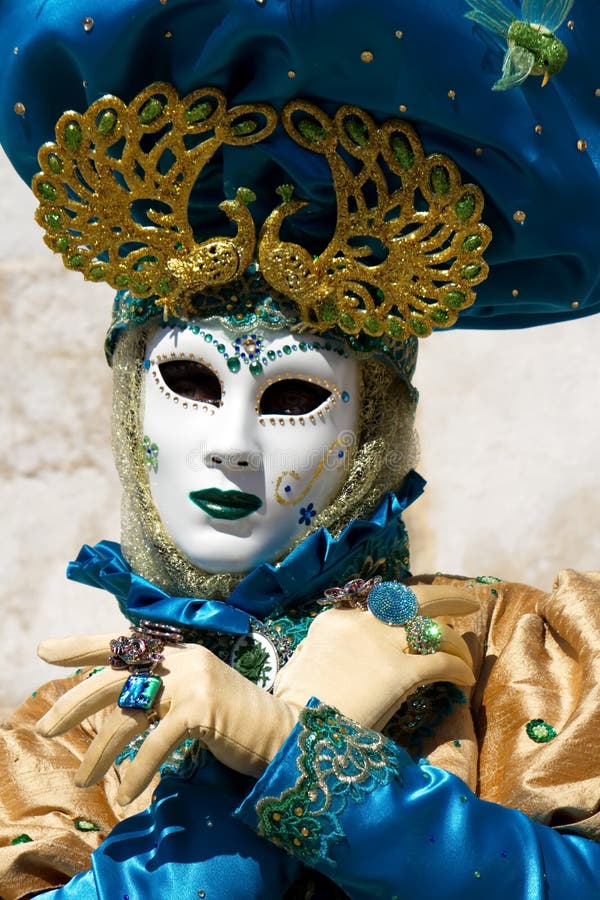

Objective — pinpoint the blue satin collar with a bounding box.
[67,473,425,636]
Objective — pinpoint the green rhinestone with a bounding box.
[249,360,263,375]
[73,819,100,832]
[320,300,338,324]
[430,307,450,325]
[339,313,356,331]
[10,834,33,845]
[267,350,276,360]
[237,187,256,204]
[67,253,84,268]
[233,119,257,136]
[410,316,429,336]
[63,122,82,151]
[38,181,57,201]
[298,341,307,351]
[204,333,213,342]
[55,236,70,252]
[89,265,105,280]
[191,326,200,335]
[282,345,292,355]
[184,101,212,124]
[217,343,226,354]
[455,193,476,222]
[47,153,63,174]
[462,263,481,280]
[444,290,467,309]
[97,110,117,135]
[363,316,381,334]
[130,281,150,294]
[387,318,406,339]
[277,184,295,204]
[344,117,369,147]
[525,719,557,743]
[157,278,173,295]
[45,211,62,230]
[139,98,164,124]
[227,357,241,373]
[391,134,415,169]
[298,118,328,143]
[430,165,450,195]
[462,233,482,252]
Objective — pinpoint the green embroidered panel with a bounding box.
[256,704,406,866]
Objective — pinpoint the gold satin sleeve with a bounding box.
[0,671,155,900]
[478,569,600,838]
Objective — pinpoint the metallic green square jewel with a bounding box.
[118,673,162,710]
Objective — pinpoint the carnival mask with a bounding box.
[143,323,360,572]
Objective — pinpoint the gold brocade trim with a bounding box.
[33,84,491,343]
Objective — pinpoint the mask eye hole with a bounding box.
[158,360,222,405]
[259,379,331,415]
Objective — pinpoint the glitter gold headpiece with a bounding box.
[33,82,491,343]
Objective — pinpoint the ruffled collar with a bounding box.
[67,472,425,636]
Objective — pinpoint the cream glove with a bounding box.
[37,637,297,805]
[273,584,479,732]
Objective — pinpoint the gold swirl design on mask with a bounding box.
[274,434,354,505]
[33,84,491,341]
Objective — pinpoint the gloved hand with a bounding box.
[36,636,297,805]
[274,583,479,732]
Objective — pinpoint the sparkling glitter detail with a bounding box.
[513,210,526,224]
[525,719,557,743]
[73,818,100,832]
[360,50,374,63]
[82,17,94,32]
[367,581,418,624]
[14,102,26,115]
[404,616,443,654]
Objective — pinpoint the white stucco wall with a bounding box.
[1,146,599,709]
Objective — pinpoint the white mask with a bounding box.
[142,322,360,573]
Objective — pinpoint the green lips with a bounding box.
[189,488,263,520]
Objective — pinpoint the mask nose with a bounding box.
[206,450,261,471]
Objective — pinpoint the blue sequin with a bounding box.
[367,581,418,625]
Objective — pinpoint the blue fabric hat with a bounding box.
[0,0,599,330]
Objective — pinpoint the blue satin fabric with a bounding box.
[42,759,302,899]
[66,474,424,635]
[1,0,599,329]
[237,701,600,899]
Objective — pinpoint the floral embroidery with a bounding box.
[256,704,406,866]
[298,503,317,526]
[143,435,159,472]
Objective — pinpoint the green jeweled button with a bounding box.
[525,719,557,743]
[227,357,241,373]
[10,834,33,845]
[118,673,162,711]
